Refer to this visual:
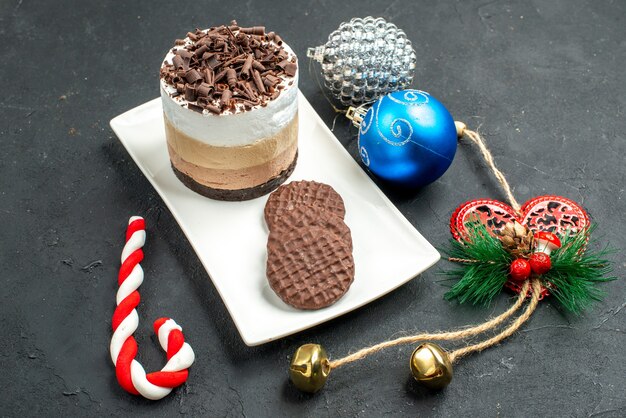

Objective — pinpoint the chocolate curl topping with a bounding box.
[194,44,209,57]
[240,26,265,36]
[252,60,265,72]
[172,55,184,69]
[176,49,193,60]
[241,54,253,79]
[244,81,259,101]
[283,63,297,77]
[206,104,221,114]
[263,79,275,91]
[220,89,232,108]
[197,82,213,97]
[252,69,266,94]
[187,103,204,113]
[221,53,245,68]
[236,32,249,48]
[226,68,237,88]
[184,84,197,101]
[274,34,283,45]
[185,69,203,84]
[214,69,228,83]
[162,24,296,115]
[264,74,280,86]
[203,68,214,85]
[234,87,251,100]
[206,55,221,70]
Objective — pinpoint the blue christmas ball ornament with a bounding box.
[356,89,458,187]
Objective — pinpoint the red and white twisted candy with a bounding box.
[110,216,195,400]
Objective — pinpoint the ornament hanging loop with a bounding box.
[306,46,325,63]
[346,105,367,128]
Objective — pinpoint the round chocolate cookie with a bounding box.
[266,226,355,310]
[264,180,346,227]
[271,205,353,251]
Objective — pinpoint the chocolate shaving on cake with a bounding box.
[203,68,214,84]
[220,89,232,108]
[172,55,184,69]
[160,23,297,115]
[252,69,266,94]
[197,82,213,97]
[184,84,197,101]
[283,63,297,77]
[176,49,193,60]
[214,69,228,83]
[185,69,203,84]
[226,68,237,88]
[252,60,265,72]
[206,104,221,114]
[188,103,204,113]
[241,54,254,79]
[240,26,265,36]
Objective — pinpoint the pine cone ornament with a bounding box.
[307,16,417,106]
[498,221,533,256]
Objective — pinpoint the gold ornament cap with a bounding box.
[289,344,331,393]
[454,121,466,138]
[410,342,453,389]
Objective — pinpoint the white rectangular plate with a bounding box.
[110,92,440,346]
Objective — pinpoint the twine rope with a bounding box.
[460,127,522,212]
[327,123,530,370]
[449,279,541,362]
[329,281,530,369]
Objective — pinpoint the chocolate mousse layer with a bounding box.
[164,113,298,171]
[165,113,298,191]
[172,152,297,201]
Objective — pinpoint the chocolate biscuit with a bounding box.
[266,226,354,310]
[270,205,353,251]
[264,180,346,227]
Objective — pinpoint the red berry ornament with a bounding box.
[509,259,531,282]
[529,252,551,275]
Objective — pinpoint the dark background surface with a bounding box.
[2,0,625,416]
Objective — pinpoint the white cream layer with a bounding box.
[160,40,298,147]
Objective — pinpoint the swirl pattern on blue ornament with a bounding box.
[387,90,429,106]
[359,107,374,135]
[357,89,458,187]
[371,90,452,158]
[359,146,370,167]
[389,118,413,146]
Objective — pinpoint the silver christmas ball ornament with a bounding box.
[307,17,417,106]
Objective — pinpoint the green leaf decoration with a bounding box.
[443,222,512,306]
[543,225,615,314]
[443,222,616,313]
